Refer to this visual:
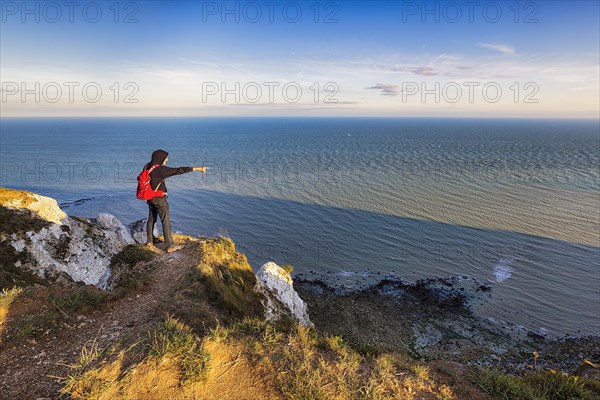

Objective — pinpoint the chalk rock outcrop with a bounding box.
[1,188,133,289]
[255,262,313,327]
[128,218,158,244]
[97,213,134,245]
[0,187,67,225]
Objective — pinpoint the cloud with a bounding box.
[406,66,438,76]
[387,65,439,76]
[365,84,400,96]
[477,42,516,55]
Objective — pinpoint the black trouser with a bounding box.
[147,195,173,247]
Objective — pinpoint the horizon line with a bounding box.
[1,115,599,121]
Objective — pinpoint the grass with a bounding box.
[208,317,287,348]
[0,187,37,209]
[1,229,587,400]
[50,287,108,315]
[108,244,156,291]
[411,364,431,381]
[206,317,456,400]
[62,316,211,398]
[0,287,23,344]
[3,243,155,344]
[0,287,23,313]
[0,239,44,290]
[58,237,474,399]
[2,285,109,345]
[61,337,108,398]
[64,315,460,399]
[469,367,600,400]
[111,244,155,268]
[0,205,50,236]
[0,206,49,291]
[192,237,264,319]
[281,264,294,275]
[149,316,211,381]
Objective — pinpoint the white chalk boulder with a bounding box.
[255,262,313,327]
[128,218,159,244]
[97,213,134,245]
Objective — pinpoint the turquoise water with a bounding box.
[1,117,599,336]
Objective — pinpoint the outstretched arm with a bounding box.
[160,166,194,178]
[159,166,208,178]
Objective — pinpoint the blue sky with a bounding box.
[1,0,599,117]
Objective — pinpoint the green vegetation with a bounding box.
[204,317,456,400]
[470,367,600,400]
[1,196,597,400]
[192,237,264,319]
[0,240,42,290]
[62,314,459,400]
[111,244,155,268]
[0,205,50,236]
[0,287,22,312]
[61,337,106,398]
[149,317,211,382]
[2,285,109,345]
[0,206,49,290]
[51,287,108,315]
[62,316,211,399]
[53,236,600,400]
[108,244,156,291]
[0,287,23,342]
[1,245,157,346]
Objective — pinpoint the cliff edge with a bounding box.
[0,187,598,400]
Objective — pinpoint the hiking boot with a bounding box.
[144,242,160,252]
[166,244,184,253]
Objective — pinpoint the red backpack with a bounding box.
[136,164,165,200]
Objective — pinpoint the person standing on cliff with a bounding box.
[144,149,206,253]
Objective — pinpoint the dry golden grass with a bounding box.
[57,235,465,400]
[61,315,460,400]
[469,367,600,400]
[0,287,22,345]
[206,318,457,400]
[0,187,37,208]
[62,316,210,400]
[52,234,599,400]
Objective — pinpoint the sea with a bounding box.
[1,117,598,337]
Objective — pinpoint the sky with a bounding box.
[1,0,599,117]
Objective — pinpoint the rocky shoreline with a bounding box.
[294,274,600,377]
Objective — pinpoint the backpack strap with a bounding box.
[148,164,164,192]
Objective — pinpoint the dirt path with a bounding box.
[0,243,198,400]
